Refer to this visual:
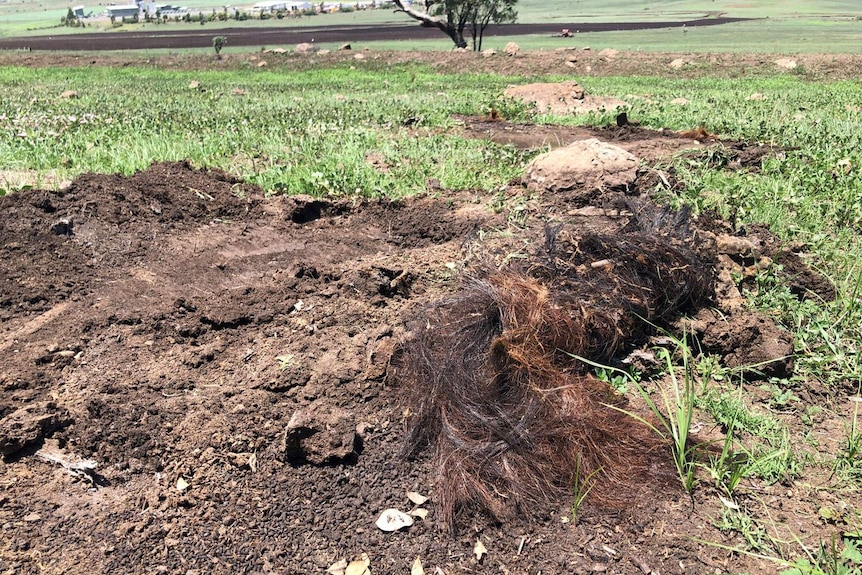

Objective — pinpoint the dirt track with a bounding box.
[0,17,751,51]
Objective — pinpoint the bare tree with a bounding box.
[392,0,517,51]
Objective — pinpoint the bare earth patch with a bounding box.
[0,121,851,574]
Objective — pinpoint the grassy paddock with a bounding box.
[2,53,862,571]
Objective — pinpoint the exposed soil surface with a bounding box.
[1,106,853,574]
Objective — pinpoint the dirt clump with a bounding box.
[524,138,638,198]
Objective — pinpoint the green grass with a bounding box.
[0,64,533,197]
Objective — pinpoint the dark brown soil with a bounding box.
[0,124,850,574]
[0,18,750,52]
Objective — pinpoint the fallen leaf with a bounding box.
[411,557,424,575]
[326,559,347,575]
[819,506,839,521]
[345,553,370,575]
[375,508,413,532]
[176,477,189,491]
[407,491,428,505]
[409,508,428,520]
[718,494,739,510]
[473,539,487,562]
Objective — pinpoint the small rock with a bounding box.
[504,42,519,56]
[598,48,619,59]
[338,43,352,50]
[715,234,757,257]
[524,138,638,196]
[669,58,686,69]
[295,42,317,54]
[256,61,267,67]
[481,48,496,57]
[23,513,41,522]
[376,508,413,532]
[353,53,365,60]
[0,404,69,457]
[59,90,78,99]
[284,400,359,465]
[188,80,200,89]
[670,97,689,105]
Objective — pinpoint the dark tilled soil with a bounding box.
[0,18,750,52]
[0,125,853,574]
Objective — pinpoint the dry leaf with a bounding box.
[411,557,424,575]
[327,559,348,575]
[718,494,739,510]
[176,477,189,491]
[473,539,487,562]
[409,508,428,520]
[407,491,428,505]
[344,553,370,575]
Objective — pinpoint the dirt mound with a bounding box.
[0,141,834,574]
[503,81,627,115]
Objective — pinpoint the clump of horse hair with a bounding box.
[399,207,713,530]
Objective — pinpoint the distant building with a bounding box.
[252,0,314,11]
[105,4,141,18]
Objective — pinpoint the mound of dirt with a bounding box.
[503,81,627,115]
[524,138,638,198]
[0,131,834,574]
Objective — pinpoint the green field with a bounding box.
[2,0,862,53]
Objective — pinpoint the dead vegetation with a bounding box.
[398,200,715,529]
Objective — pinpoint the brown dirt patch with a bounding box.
[0,129,848,575]
[2,48,860,82]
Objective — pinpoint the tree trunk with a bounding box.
[391,0,467,48]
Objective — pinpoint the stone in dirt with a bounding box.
[775,58,798,70]
[295,42,318,54]
[283,400,361,465]
[504,42,519,56]
[0,404,70,457]
[691,309,795,379]
[524,138,638,196]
